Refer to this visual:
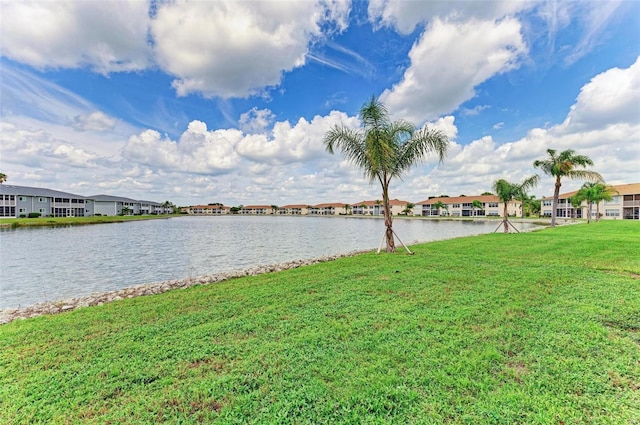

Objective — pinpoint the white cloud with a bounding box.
[0,1,151,73]
[380,18,527,123]
[236,110,359,164]
[561,56,640,132]
[238,108,275,134]
[71,111,117,132]
[122,121,243,174]
[367,0,531,34]
[150,0,351,98]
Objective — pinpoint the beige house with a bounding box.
[309,203,346,215]
[415,195,520,217]
[541,182,640,220]
[351,199,412,216]
[277,204,309,215]
[240,205,274,215]
[184,204,230,215]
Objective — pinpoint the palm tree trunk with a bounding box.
[551,176,561,227]
[502,203,509,233]
[382,180,395,252]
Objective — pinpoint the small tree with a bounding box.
[492,175,540,233]
[271,205,278,215]
[0,173,6,184]
[402,202,415,215]
[577,182,617,223]
[431,201,448,216]
[471,199,483,217]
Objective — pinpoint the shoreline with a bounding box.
[0,249,371,325]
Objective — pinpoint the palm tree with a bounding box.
[324,96,449,252]
[569,194,584,221]
[471,199,483,217]
[343,204,351,215]
[577,182,617,223]
[271,204,278,215]
[402,202,415,215]
[533,149,602,227]
[0,173,6,184]
[492,175,540,233]
[431,201,448,216]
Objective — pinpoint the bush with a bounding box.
[28,212,41,218]
[19,214,26,218]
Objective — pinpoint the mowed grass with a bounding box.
[0,214,173,227]
[0,221,638,424]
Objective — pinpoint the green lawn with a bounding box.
[1,221,638,424]
[0,214,174,227]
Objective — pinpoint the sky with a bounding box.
[1,0,639,207]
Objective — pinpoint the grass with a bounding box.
[0,221,638,424]
[0,214,174,227]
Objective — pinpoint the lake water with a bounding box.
[0,216,538,309]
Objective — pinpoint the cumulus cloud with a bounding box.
[150,0,351,98]
[71,111,117,132]
[0,122,99,168]
[0,1,151,73]
[367,0,530,34]
[122,121,242,174]
[239,108,275,134]
[380,18,527,123]
[236,111,359,164]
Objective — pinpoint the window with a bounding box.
[38,197,45,202]
[605,209,620,217]
[452,203,460,208]
[19,196,25,201]
[19,208,26,213]
[605,196,621,205]
[488,202,498,208]
[39,208,46,213]
[543,200,552,206]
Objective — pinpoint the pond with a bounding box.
[0,216,538,309]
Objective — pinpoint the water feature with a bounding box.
[0,216,538,309]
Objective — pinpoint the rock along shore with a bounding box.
[0,250,372,325]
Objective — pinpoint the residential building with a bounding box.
[277,204,309,215]
[352,199,411,216]
[240,205,273,215]
[184,204,230,215]
[541,182,640,220]
[309,203,345,215]
[415,195,519,217]
[0,185,168,218]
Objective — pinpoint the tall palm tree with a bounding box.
[492,175,540,233]
[324,96,449,252]
[533,149,602,227]
[577,182,617,223]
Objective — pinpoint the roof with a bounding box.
[280,204,309,209]
[0,184,87,199]
[541,182,640,200]
[190,204,229,209]
[353,199,410,206]
[90,194,142,203]
[241,205,273,209]
[312,203,346,208]
[415,195,501,205]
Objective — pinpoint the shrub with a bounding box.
[28,212,41,218]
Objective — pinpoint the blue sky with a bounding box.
[1,0,638,206]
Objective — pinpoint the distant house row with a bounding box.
[182,182,640,220]
[182,195,521,217]
[0,185,173,218]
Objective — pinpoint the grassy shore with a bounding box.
[1,221,638,424]
[0,214,175,228]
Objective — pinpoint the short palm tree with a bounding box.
[431,201,448,216]
[471,199,483,217]
[324,96,449,252]
[492,175,540,233]
[0,173,6,184]
[533,149,602,227]
[577,182,617,223]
